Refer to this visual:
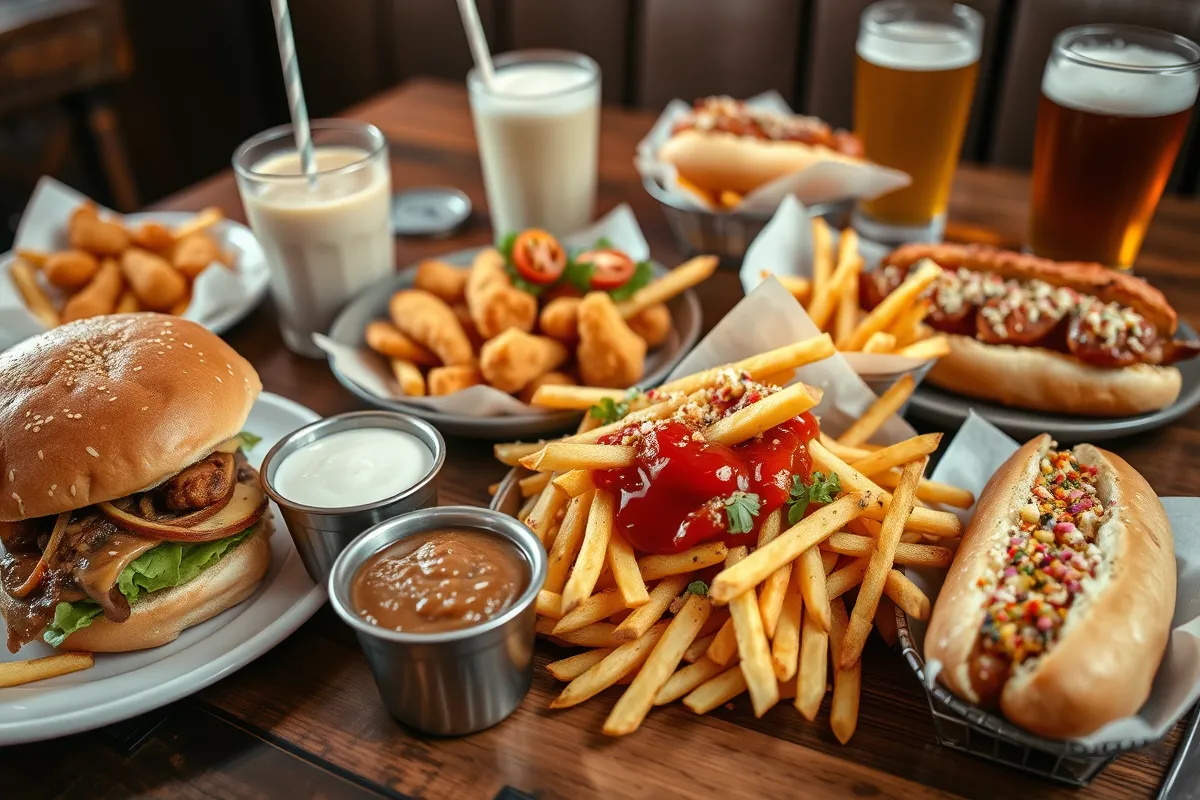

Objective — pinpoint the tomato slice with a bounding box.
[512,229,566,285]
[577,249,636,290]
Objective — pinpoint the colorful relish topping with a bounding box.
[977,448,1110,665]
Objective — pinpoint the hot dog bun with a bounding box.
[926,436,1175,738]
[659,129,861,196]
[928,334,1182,416]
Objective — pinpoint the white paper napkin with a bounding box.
[911,412,1200,746]
[635,91,910,213]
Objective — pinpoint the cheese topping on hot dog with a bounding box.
[671,96,864,157]
[976,448,1110,665]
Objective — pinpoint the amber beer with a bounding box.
[1029,26,1200,269]
[853,1,982,241]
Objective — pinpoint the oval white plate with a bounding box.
[0,392,325,745]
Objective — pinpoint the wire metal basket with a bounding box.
[895,605,1162,786]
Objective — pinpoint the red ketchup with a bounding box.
[592,412,818,555]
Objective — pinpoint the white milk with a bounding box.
[857,20,980,70]
[273,428,433,508]
[1043,43,1199,117]
[469,58,600,236]
[241,146,393,356]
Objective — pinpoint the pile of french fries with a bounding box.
[0,652,94,688]
[770,219,951,361]
[11,205,234,328]
[493,335,974,740]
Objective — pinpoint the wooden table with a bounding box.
[6,79,1198,800]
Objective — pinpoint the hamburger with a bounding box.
[0,313,271,653]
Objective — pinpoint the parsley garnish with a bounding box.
[588,396,630,424]
[786,471,842,526]
[686,580,709,597]
[563,256,596,293]
[723,491,761,535]
[498,231,518,261]
[502,261,546,296]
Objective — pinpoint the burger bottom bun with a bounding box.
[927,334,1182,417]
[57,522,273,653]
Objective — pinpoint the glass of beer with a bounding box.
[852,0,983,243]
[1029,25,1200,269]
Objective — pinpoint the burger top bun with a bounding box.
[0,313,262,521]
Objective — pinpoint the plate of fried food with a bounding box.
[0,177,269,351]
[321,205,709,438]
[488,279,975,741]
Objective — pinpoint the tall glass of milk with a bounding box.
[234,120,394,357]
[468,51,600,237]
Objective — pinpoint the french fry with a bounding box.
[537,589,563,618]
[657,335,835,396]
[553,469,596,497]
[545,491,593,594]
[390,358,426,397]
[530,384,625,410]
[771,567,804,681]
[546,648,613,681]
[755,368,795,387]
[834,271,858,344]
[794,606,828,721]
[10,260,59,328]
[613,576,688,642]
[0,651,94,687]
[796,544,831,633]
[525,482,568,544]
[608,529,650,608]
[517,493,539,524]
[616,255,718,319]
[719,190,743,209]
[821,532,954,569]
[837,374,915,447]
[807,228,862,330]
[848,433,942,477]
[886,569,931,620]
[888,298,932,348]
[709,492,870,604]
[810,217,834,302]
[703,382,823,446]
[842,259,941,351]
[682,665,748,714]
[770,273,812,305]
[826,557,870,600]
[872,469,975,508]
[655,655,729,705]
[521,443,636,472]
[172,206,223,240]
[603,594,711,735]
[842,458,923,668]
[554,588,627,635]
[519,471,552,498]
[861,331,896,354]
[536,618,618,648]
[818,433,872,462]
[683,633,716,664]
[755,510,790,638]
[494,440,549,466]
[561,489,615,613]
[829,598,862,744]
[706,618,738,667]
[822,549,840,575]
[727,548,780,717]
[550,623,669,708]
[637,541,728,581]
[567,393,692,445]
[365,320,440,366]
[895,334,951,361]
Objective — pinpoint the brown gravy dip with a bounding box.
[351,528,528,633]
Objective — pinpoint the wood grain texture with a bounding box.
[24,79,1190,800]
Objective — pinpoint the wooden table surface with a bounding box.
[6,79,1199,800]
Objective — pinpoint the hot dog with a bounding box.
[658,96,867,197]
[866,244,1200,416]
[926,435,1175,738]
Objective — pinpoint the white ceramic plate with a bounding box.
[0,392,325,745]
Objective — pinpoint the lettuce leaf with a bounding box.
[42,525,257,647]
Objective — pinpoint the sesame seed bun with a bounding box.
[0,313,262,522]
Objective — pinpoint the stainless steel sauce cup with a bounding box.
[260,410,445,583]
[328,506,546,736]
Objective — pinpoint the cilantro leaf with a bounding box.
[607,260,654,302]
[723,491,761,535]
[685,580,709,597]
[588,396,630,424]
[786,471,842,526]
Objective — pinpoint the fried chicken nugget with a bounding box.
[114,290,141,314]
[389,289,474,367]
[539,296,581,344]
[120,247,188,311]
[68,205,130,255]
[130,221,175,253]
[172,232,222,279]
[61,259,122,322]
[465,248,537,339]
[428,364,484,395]
[452,302,485,351]
[43,250,99,291]
[627,303,672,348]
[390,359,426,397]
[415,260,468,304]
[480,328,571,394]
[519,371,575,404]
[577,292,647,388]
[364,320,440,367]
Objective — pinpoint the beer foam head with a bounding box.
[857,21,979,71]
[1043,43,1199,117]
[471,62,598,116]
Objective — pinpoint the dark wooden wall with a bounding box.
[13,0,1200,207]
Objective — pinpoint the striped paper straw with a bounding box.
[269,0,317,186]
